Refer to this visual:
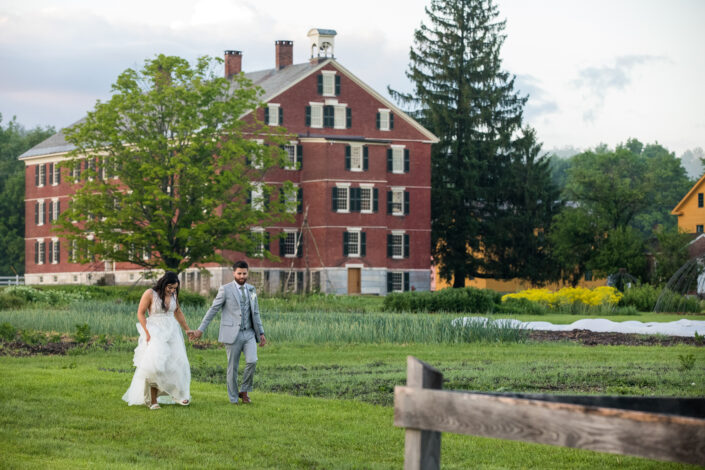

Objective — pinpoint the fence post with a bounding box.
[404,356,443,470]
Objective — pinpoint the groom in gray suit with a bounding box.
[192,261,266,404]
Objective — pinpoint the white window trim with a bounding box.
[359,184,374,214]
[282,229,299,258]
[38,164,45,188]
[391,230,406,260]
[321,70,336,97]
[349,143,363,172]
[51,198,59,221]
[37,240,45,265]
[390,271,404,293]
[37,200,45,226]
[335,183,351,213]
[267,103,280,126]
[284,141,299,170]
[51,237,59,264]
[391,145,405,174]
[378,109,391,131]
[51,164,60,186]
[333,104,347,129]
[391,186,405,216]
[346,227,362,258]
[310,102,323,128]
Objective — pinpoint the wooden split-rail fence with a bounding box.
[394,356,705,469]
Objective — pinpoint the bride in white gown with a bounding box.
[123,271,192,409]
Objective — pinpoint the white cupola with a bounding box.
[307,28,337,60]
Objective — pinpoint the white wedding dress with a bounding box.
[122,289,191,406]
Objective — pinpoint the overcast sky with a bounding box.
[1,0,704,157]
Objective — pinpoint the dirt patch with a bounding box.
[529,329,704,347]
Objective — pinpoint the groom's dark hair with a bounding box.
[233,260,249,270]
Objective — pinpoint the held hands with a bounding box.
[186,330,203,341]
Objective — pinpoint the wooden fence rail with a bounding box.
[0,275,24,286]
[394,356,705,469]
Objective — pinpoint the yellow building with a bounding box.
[672,172,705,234]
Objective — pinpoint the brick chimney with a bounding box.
[275,40,293,69]
[224,50,242,78]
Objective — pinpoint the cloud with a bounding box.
[514,74,559,120]
[573,54,670,122]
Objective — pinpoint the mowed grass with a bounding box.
[1,297,704,468]
[2,344,703,469]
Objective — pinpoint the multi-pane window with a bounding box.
[36,164,46,187]
[35,200,45,226]
[334,105,347,129]
[49,163,60,185]
[346,231,360,257]
[389,146,406,173]
[283,143,302,169]
[72,161,82,180]
[377,109,394,131]
[333,185,377,213]
[343,230,366,257]
[391,272,403,292]
[266,104,281,126]
[388,188,409,215]
[697,225,704,233]
[321,71,336,96]
[307,103,350,128]
[281,231,300,257]
[50,239,60,264]
[309,103,323,128]
[391,234,403,258]
[333,185,350,212]
[50,199,60,222]
[35,240,45,265]
[387,271,409,293]
[360,186,373,213]
[250,139,264,169]
[345,145,367,171]
[699,193,704,208]
[387,232,409,259]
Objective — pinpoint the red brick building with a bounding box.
[20,29,437,295]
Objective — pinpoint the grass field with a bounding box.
[1,298,704,468]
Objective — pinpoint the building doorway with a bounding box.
[347,267,361,295]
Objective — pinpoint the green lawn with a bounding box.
[1,340,703,469]
[1,298,703,468]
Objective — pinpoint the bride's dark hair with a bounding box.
[153,271,180,310]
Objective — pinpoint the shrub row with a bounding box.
[383,287,501,313]
[0,285,207,310]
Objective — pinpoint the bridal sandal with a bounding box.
[149,403,161,410]
[177,399,190,406]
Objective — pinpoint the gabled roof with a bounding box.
[19,58,438,161]
[672,172,705,215]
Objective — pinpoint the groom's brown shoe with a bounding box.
[238,392,252,404]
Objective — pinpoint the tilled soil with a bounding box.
[528,329,704,347]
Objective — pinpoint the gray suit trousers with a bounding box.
[225,329,258,403]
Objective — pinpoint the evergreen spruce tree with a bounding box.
[390,0,559,286]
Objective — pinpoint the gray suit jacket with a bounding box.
[197,281,264,344]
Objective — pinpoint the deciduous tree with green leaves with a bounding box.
[390,0,559,287]
[57,55,293,273]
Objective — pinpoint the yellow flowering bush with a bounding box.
[502,286,623,309]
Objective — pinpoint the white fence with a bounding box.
[0,275,25,286]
